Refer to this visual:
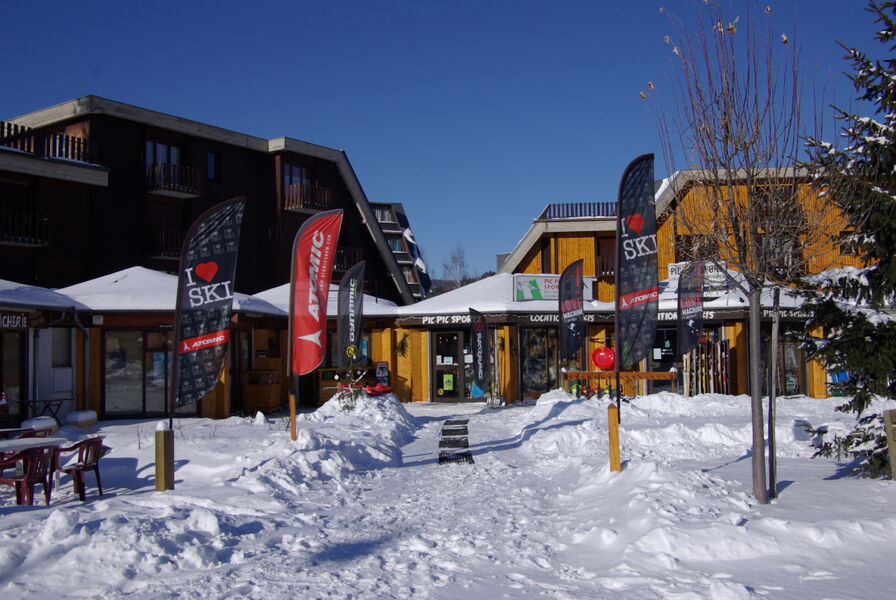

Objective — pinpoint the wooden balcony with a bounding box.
[283,183,333,213]
[147,228,185,260]
[334,247,364,272]
[0,208,50,248]
[1,121,95,163]
[145,163,204,198]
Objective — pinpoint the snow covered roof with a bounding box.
[56,266,285,316]
[253,283,399,318]
[0,278,88,311]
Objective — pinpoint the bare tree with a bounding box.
[654,2,841,503]
[440,245,471,291]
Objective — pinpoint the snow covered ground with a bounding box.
[1,390,895,599]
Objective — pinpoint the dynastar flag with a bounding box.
[615,153,659,370]
[677,261,704,356]
[337,261,365,370]
[469,308,490,396]
[290,209,344,376]
[173,197,245,406]
[559,259,585,359]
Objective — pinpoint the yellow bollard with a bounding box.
[608,404,622,472]
[155,428,174,491]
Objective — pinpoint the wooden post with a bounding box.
[289,392,297,441]
[884,409,896,481]
[155,428,174,491]
[608,404,621,472]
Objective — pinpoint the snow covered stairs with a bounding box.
[438,419,474,465]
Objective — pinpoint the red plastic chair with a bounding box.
[54,437,108,501]
[0,446,54,505]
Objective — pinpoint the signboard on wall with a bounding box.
[667,261,729,291]
[513,274,594,302]
[0,311,30,330]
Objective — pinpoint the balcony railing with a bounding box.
[0,208,50,248]
[539,202,616,219]
[147,228,185,260]
[145,163,204,198]
[283,183,333,212]
[1,121,95,162]
[334,247,364,272]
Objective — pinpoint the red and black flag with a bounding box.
[677,262,704,356]
[289,209,344,378]
[559,259,585,360]
[171,197,245,408]
[469,308,490,396]
[337,261,365,370]
[615,154,659,370]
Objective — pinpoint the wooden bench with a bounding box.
[562,371,678,394]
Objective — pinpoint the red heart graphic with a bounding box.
[627,213,645,235]
[195,261,219,282]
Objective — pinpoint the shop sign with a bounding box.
[0,311,30,330]
[513,274,594,301]
[667,261,730,291]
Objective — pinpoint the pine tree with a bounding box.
[803,1,896,477]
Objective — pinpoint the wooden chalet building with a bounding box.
[382,170,859,403]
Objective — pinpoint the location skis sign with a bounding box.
[337,260,365,369]
[559,259,585,359]
[469,308,490,397]
[615,153,659,370]
[677,261,704,356]
[171,197,245,407]
[289,209,344,376]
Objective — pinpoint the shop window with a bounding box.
[51,328,72,368]
[104,330,179,417]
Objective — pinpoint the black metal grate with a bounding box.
[438,451,474,465]
[439,437,470,449]
[441,427,468,437]
[444,419,469,426]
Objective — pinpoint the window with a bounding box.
[837,230,860,256]
[597,237,616,277]
[402,265,419,284]
[145,140,181,166]
[51,328,71,368]
[372,205,395,223]
[387,236,404,252]
[540,238,552,273]
[283,164,311,188]
[207,152,220,180]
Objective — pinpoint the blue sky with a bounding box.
[1,1,879,278]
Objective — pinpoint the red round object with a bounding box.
[591,347,615,370]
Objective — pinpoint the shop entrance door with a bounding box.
[519,328,559,401]
[431,331,469,401]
